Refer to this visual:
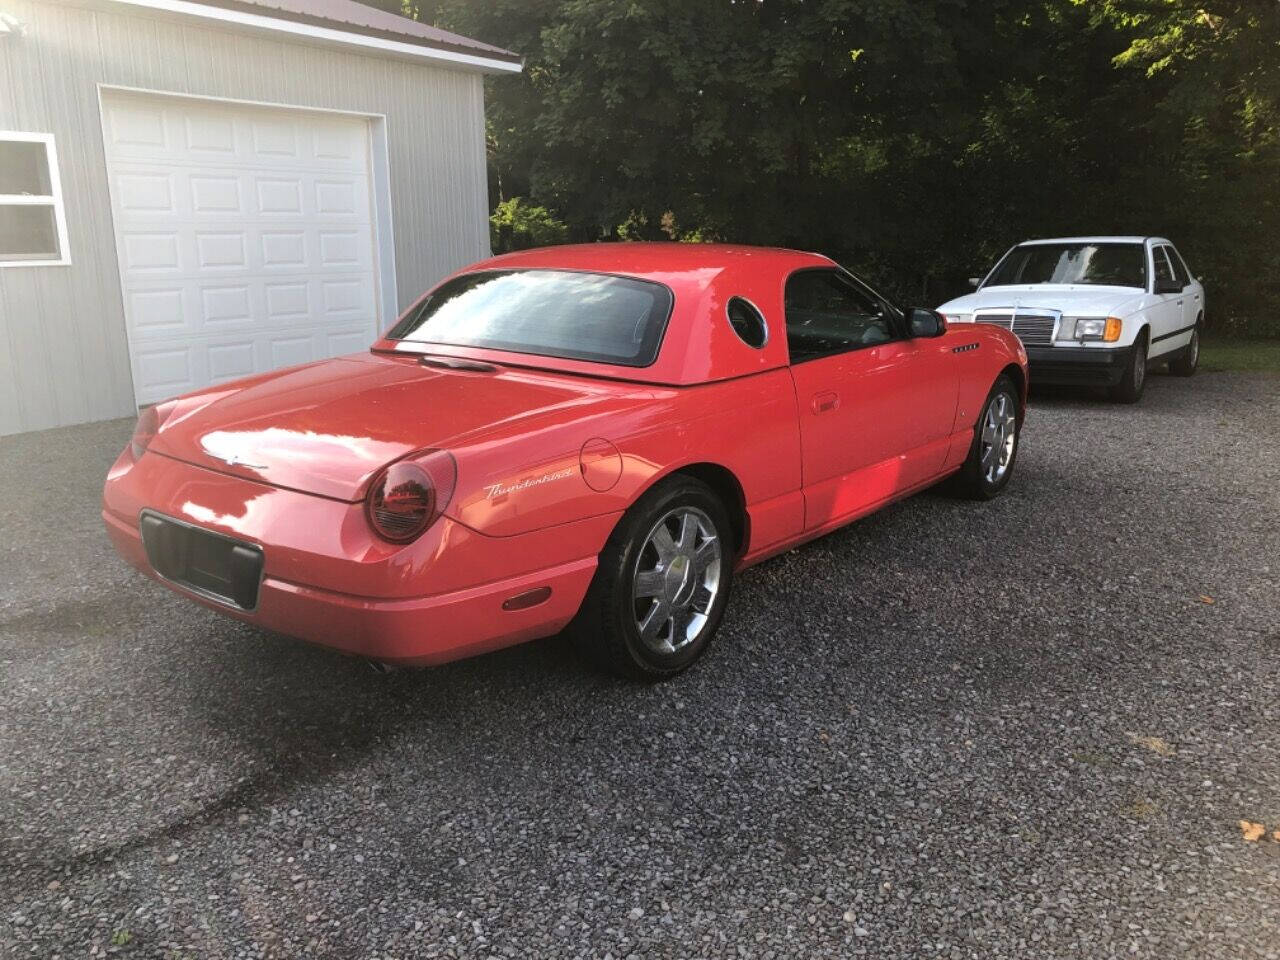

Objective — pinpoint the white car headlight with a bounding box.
[1071,317,1123,342]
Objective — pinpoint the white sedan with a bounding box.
[937,236,1203,402]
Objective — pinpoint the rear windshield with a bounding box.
[987,243,1148,288]
[387,269,675,367]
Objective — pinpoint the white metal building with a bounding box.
[0,0,520,435]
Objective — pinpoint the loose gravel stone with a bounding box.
[1,371,1278,958]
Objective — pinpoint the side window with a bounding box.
[0,133,71,266]
[1168,245,1194,283]
[726,297,768,348]
[1152,246,1176,290]
[784,269,894,363]
[1160,246,1187,288]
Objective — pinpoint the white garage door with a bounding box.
[101,92,384,405]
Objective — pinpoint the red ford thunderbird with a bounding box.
[104,244,1027,678]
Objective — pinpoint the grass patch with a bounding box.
[1200,337,1280,373]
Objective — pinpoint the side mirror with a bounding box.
[968,277,982,289]
[1154,277,1181,295]
[907,307,946,338]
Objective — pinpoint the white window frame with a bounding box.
[0,131,72,267]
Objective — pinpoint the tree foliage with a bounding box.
[381,0,1279,333]
[490,197,570,252]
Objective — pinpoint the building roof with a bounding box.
[211,0,518,61]
[105,0,521,72]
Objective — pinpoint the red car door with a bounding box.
[783,268,957,532]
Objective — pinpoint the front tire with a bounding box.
[1111,333,1148,403]
[1169,322,1200,377]
[952,375,1020,500]
[568,476,735,680]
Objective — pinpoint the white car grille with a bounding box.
[973,310,1058,347]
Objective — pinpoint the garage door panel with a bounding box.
[194,231,249,270]
[268,334,317,369]
[109,164,373,225]
[327,329,372,355]
[132,324,371,403]
[115,170,178,214]
[265,281,310,321]
[127,288,188,335]
[250,116,301,159]
[260,230,308,269]
[320,276,376,320]
[315,177,367,216]
[104,99,172,158]
[311,122,367,165]
[104,92,382,407]
[119,231,182,273]
[207,341,257,383]
[107,94,369,166]
[200,284,255,326]
[183,111,238,157]
[255,177,305,216]
[133,344,203,401]
[190,174,243,215]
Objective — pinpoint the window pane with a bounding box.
[0,204,61,260]
[988,243,1147,288]
[390,270,674,367]
[784,270,894,362]
[0,141,53,196]
[727,297,768,348]
[1168,246,1193,282]
[1153,248,1176,286]
[1160,247,1186,287]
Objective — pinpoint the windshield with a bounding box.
[388,269,675,367]
[986,243,1148,288]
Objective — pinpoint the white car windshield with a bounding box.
[987,243,1147,288]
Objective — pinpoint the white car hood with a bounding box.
[938,285,1147,318]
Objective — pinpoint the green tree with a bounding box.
[490,197,569,252]
[379,0,1278,331]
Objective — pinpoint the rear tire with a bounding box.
[1111,333,1148,403]
[1169,322,1200,377]
[952,375,1020,501]
[567,476,735,680]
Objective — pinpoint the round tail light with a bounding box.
[131,405,161,459]
[365,451,456,544]
[367,463,435,542]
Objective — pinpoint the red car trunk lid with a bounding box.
[149,354,622,501]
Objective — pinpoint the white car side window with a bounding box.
[1153,247,1177,291]
[1168,245,1194,284]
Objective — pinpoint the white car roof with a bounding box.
[1020,236,1169,246]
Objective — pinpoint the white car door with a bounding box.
[1166,244,1203,329]
[1147,245,1185,360]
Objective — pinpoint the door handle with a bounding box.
[811,391,840,414]
[1177,299,1183,306]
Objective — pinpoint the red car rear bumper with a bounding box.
[102,451,606,665]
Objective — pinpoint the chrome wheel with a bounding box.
[979,392,1017,484]
[1188,329,1200,368]
[1133,343,1146,390]
[632,506,722,656]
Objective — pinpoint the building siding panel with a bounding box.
[0,0,493,435]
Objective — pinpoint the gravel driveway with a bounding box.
[3,371,1279,959]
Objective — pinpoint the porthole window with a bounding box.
[726,296,767,348]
